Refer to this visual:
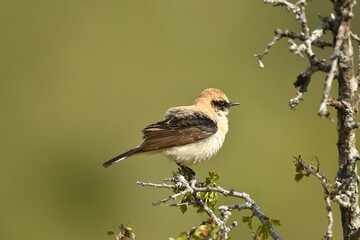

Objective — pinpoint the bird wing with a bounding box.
[139,109,218,152]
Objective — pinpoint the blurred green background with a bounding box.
[1,1,359,239]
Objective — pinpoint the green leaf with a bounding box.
[169,231,187,240]
[125,227,133,232]
[107,231,116,237]
[295,173,304,182]
[270,219,281,226]
[242,216,253,229]
[209,172,220,182]
[242,216,251,223]
[258,223,270,240]
[210,226,221,239]
[180,205,187,214]
[196,208,205,214]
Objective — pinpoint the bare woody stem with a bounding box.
[258,0,360,239]
[294,156,334,239]
[330,1,360,239]
[136,172,282,240]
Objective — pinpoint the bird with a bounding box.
[102,88,239,168]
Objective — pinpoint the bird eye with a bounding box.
[218,100,225,106]
[211,99,228,109]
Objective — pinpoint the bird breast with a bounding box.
[163,117,228,166]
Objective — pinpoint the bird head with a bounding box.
[194,88,240,116]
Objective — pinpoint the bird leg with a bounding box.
[176,163,206,186]
[176,163,196,178]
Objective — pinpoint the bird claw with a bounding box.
[176,164,205,186]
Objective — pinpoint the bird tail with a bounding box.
[102,146,141,168]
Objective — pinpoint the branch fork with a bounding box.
[136,170,281,240]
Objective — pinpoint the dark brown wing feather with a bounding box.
[138,110,217,152]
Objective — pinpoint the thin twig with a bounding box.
[318,21,346,118]
[255,31,283,69]
[136,171,282,240]
[350,32,360,84]
[294,156,334,239]
[256,1,336,110]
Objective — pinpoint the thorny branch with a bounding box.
[136,170,282,240]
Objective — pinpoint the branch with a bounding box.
[256,1,336,110]
[288,60,331,110]
[136,170,282,240]
[258,0,360,238]
[261,0,303,21]
[288,91,304,110]
[294,156,334,239]
[350,32,360,85]
[255,30,283,69]
[318,21,347,118]
[351,32,360,42]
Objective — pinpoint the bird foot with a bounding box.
[176,163,204,185]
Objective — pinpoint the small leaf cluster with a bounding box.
[196,172,219,214]
[293,155,317,182]
[293,155,336,193]
[176,172,220,214]
[169,218,225,240]
[107,223,134,240]
[242,215,280,240]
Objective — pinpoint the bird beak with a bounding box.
[229,102,240,107]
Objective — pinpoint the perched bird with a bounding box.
[103,88,239,168]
